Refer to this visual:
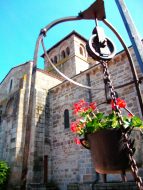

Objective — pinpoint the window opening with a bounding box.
[64,109,70,129]
[61,50,66,59]
[54,56,57,63]
[79,44,86,56]
[9,79,13,92]
[66,47,70,56]
[50,58,54,63]
[80,47,83,55]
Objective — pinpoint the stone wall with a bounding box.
[47,48,143,189]
[44,32,90,78]
[0,61,33,187]
[26,69,62,185]
[0,62,32,101]
[47,80,96,190]
[1,33,143,190]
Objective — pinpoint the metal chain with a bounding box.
[102,60,143,190]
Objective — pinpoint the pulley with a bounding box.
[86,26,116,61]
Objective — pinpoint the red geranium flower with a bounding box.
[89,102,96,111]
[74,138,81,145]
[70,99,143,147]
[111,98,126,110]
[73,103,81,115]
[70,122,78,133]
[83,107,89,112]
[73,99,97,115]
[73,99,86,114]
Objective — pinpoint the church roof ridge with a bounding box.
[0,61,33,85]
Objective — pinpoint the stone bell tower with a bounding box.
[42,31,92,78]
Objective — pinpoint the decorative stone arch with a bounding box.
[49,49,59,64]
[60,41,69,50]
[59,41,70,59]
[49,49,57,57]
[61,103,71,113]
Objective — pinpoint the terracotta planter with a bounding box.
[86,128,130,174]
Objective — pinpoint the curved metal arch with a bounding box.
[32,15,143,115]
[33,16,82,67]
[42,39,102,90]
[103,19,143,115]
[33,15,104,90]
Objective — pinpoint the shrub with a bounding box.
[0,161,10,188]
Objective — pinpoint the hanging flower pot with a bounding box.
[71,99,143,176]
[86,128,129,174]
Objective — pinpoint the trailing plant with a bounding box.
[70,99,143,144]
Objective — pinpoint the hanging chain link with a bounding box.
[102,60,143,190]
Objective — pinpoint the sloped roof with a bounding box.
[37,68,63,81]
[0,61,32,85]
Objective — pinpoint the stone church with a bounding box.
[0,31,143,190]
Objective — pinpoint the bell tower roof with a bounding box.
[42,30,91,78]
[41,30,87,58]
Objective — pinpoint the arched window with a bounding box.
[54,56,57,64]
[61,50,66,59]
[66,47,70,56]
[79,44,85,57]
[9,79,13,92]
[50,58,54,63]
[64,109,70,129]
[80,47,83,55]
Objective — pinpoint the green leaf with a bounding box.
[96,112,104,120]
[131,116,143,127]
[0,161,10,185]
[123,120,130,128]
[111,119,119,128]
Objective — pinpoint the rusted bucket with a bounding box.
[87,128,130,174]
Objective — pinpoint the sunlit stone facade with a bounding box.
[0,31,143,190]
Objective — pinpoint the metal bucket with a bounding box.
[87,128,130,174]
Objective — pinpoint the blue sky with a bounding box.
[0,0,143,82]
